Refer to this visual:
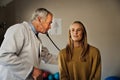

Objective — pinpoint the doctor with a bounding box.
[0,8,53,80]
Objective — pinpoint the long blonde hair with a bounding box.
[66,21,89,61]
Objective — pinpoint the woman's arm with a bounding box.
[89,48,101,80]
[58,51,69,80]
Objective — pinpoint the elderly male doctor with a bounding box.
[0,8,53,80]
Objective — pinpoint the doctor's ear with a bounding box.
[37,16,42,23]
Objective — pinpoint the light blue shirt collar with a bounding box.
[29,22,38,34]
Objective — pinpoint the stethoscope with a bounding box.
[46,32,60,51]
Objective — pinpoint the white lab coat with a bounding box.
[0,21,42,80]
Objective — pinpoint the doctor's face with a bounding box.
[70,23,83,42]
[40,13,53,33]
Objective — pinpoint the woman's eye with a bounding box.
[70,28,82,33]
[71,29,74,32]
[77,29,81,31]
[77,29,82,32]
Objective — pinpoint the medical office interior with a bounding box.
[0,0,120,80]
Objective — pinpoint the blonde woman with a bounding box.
[58,21,101,80]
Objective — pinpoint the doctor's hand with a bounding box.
[32,67,43,80]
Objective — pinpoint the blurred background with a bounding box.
[0,0,120,79]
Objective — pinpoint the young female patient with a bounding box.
[58,21,101,80]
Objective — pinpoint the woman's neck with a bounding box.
[74,41,82,48]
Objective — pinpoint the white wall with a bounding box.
[13,0,120,79]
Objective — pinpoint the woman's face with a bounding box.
[70,23,83,42]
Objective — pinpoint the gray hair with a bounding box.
[31,8,52,21]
